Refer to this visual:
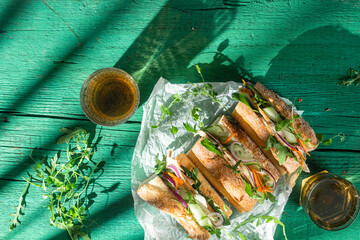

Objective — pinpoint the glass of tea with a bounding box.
[80,68,140,126]
[300,170,360,231]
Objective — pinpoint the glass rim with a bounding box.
[80,67,140,126]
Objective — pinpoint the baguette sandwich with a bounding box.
[186,115,280,213]
[137,154,232,239]
[232,81,318,175]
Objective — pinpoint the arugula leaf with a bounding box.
[181,166,201,190]
[243,178,253,197]
[200,138,223,157]
[170,126,178,135]
[9,176,32,231]
[232,93,251,109]
[183,122,197,134]
[11,127,103,240]
[225,160,242,174]
[263,135,293,165]
[337,68,360,87]
[154,154,167,175]
[56,127,86,144]
[290,114,300,123]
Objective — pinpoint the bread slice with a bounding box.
[137,175,210,240]
[187,138,256,213]
[218,115,280,182]
[254,82,318,151]
[232,101,300,175]
[176,153,232,218]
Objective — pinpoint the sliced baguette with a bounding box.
[176,153,232,218]
[187,138,256,213]
[137,175,210,240]
[218,115,280,182]
[255,82,318,151]
[232,101,300,175]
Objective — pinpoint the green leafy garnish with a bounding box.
[183,122,197,134]
[181,166,201,190]
[10,127,102,240]
[337,68,360,87]
[263,135,293,165]
[181,166,230,226]
[225,160,242,174]
[233,215,287,240]
[232,93,251,109]
[154,154,167,175]
[200,138,223,157]
[243,178,253,197]
[252,192,276,204]
[9,176,32,231]
[191,107,205,129]
[316,132,345,145]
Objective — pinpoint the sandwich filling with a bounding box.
[234,81,310,171]
[153,154,225,237]
[203,117,277,204]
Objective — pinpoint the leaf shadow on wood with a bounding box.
[0,0,132,130]
[114,0,239,106]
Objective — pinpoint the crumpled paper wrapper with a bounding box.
[131,78,296,240]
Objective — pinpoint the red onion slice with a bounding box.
[230,142,255,163]
[204,131,221,145]
[169,188,188,209]
[275,132,297,150]
[162,173,176,189]
[166,164,181,178]
[208,212,224,227]
[261,168,277,190]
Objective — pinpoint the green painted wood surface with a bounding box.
[1,0,360,239]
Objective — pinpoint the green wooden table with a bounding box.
[1,0,359,239]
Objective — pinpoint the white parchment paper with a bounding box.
[131,78,295,240]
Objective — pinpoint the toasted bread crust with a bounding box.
[176,153,232,218]
[188,138,256,213]
[232,102,301,175]
[137,176,210,240]
[254,82,318,151]
[219,116,280,182]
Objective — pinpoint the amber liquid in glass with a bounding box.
[81,68,139,126]
[300,171,360,231]
[94,76,136,119]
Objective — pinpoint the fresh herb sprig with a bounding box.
[233,215,287,240]
[263,135,294,165]
[337,68,360,87]
[154,154,167,175]
[10,127,102,240]
[200,138,223,157]
[151,65,232,138]
[316,132,345,145]
[9,176,31,231]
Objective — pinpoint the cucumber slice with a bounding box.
[262,107,282,123]
[231,143,253,160]
[205,125,228,142]
[189,203,213,228]
[281,128,298,144]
